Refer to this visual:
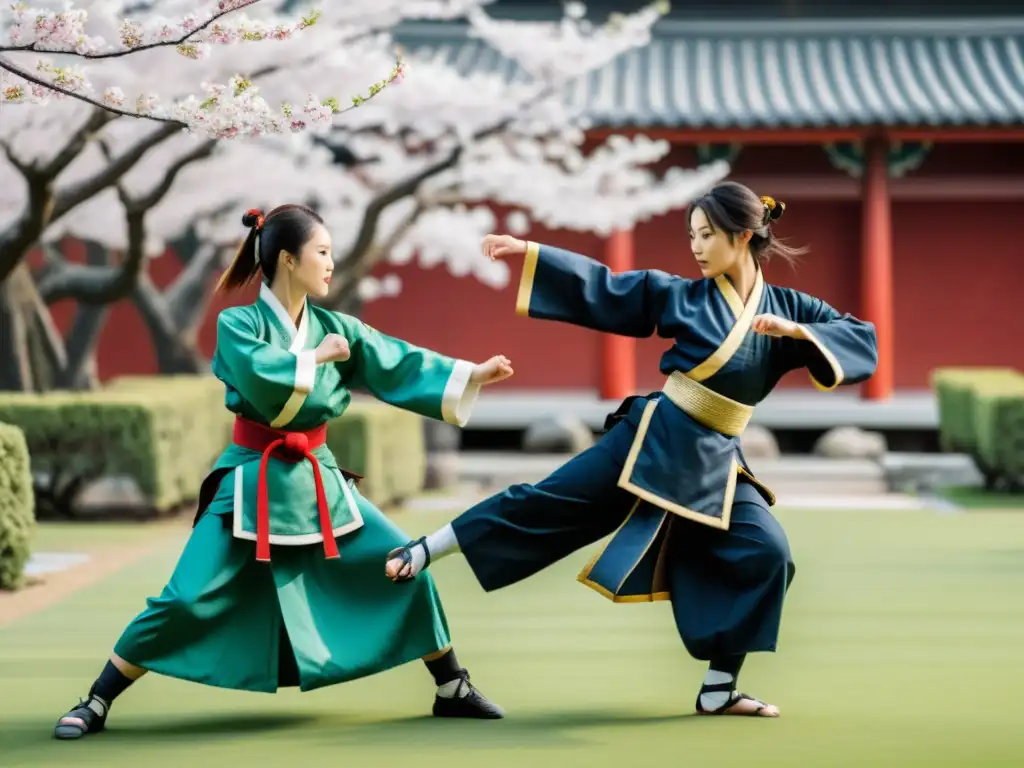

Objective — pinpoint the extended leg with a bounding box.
[386,420,639,589]
[666,482,795,718]
[54,654,147,740]
[54,509,276,741]
[422,645,504,719]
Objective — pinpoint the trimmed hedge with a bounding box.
[0,376,427,518]
[0,422,35,590]
[0,383,232,517]
[931,367,1024,489]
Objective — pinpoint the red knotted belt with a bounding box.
[232,417,339,563]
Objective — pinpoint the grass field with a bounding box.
[3,506,1024,767]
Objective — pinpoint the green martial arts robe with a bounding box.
[113,283,480,692]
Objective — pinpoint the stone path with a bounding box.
[0,517,190,627]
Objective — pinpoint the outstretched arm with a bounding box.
[341,316,512,427]
[486,234,675,338]
[753,293,878,390]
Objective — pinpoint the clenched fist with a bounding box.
[482,234,528,261]
[470,355,514,386]
[751,314,806,340]
[315,333,351,364]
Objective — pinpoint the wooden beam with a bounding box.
[587,128,865,144]
[587,127,1024,145]
[887,128,1024,143]
[727,175,1024,202]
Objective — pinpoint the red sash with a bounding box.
[232,417,338,563]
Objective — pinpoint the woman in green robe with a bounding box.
[55,204,513,740]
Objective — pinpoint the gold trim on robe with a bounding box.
[612,267,765,531]
[799,324,846,391]
[576,500,674,603]
[686,268,764,383]
[515,241,541,317]
[714,274,745,320]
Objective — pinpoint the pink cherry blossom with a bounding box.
[0,2,401,138]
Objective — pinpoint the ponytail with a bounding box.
[215,209,265,293]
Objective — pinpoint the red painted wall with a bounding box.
[33,141,1024,390]
[892,200,1024,386]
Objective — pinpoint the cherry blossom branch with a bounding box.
[0,55,187,125]
[322,79,557,308]
[1,1,311,58]
[0,54,407,138]
[0,3,407,137]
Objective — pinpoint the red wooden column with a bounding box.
[861,137,895,400]
[600,230,637,400]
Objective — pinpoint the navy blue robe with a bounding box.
[451,241,877,658]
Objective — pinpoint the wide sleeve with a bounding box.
[212,309,319,424]
[783,292,878,391]
[516,241,675,337]
[346,319,479,427]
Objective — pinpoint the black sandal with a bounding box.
[695,682,775,717]
[432,672,505,720]
[386,537,430,582]
[54,696,109,739]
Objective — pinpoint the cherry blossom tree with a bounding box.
[0,0,732,391]
[0,0,406,137]
[0,0,494,389]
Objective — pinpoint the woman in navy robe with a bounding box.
[384,181,878,718]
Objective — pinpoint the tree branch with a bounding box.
[136,140,217,211]
[40,109,114,178]
[166,243,222,320]
[0,57,187,126]
[0,108,116,283]
[0,0,265,59]
[322,114,521,308]
[37,138,216,304]
[324,201,425,310]
[50,122,183,220]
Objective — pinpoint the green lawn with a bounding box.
[934,485,1024,510]
[3,507,1024,767]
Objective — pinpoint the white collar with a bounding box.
[258,282,309,353]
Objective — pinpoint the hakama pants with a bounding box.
[113,479,451,693]
[451,416,795,660]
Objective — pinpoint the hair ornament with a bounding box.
[759,195,786,224]
[245,208,265,230]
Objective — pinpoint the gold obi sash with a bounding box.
[661,371,753,438]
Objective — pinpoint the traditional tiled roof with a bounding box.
[397,17,1024,128]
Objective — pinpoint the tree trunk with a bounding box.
[130,238,221,374]
[0,262,67,392]
[53,242,115,390]
[133,274,210,374]
[0,273,32,391]
[56,304,109,390]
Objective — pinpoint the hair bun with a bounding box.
[242,208,264,229]
[760,195,786,223]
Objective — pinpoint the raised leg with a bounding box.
[386,419,639,590]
